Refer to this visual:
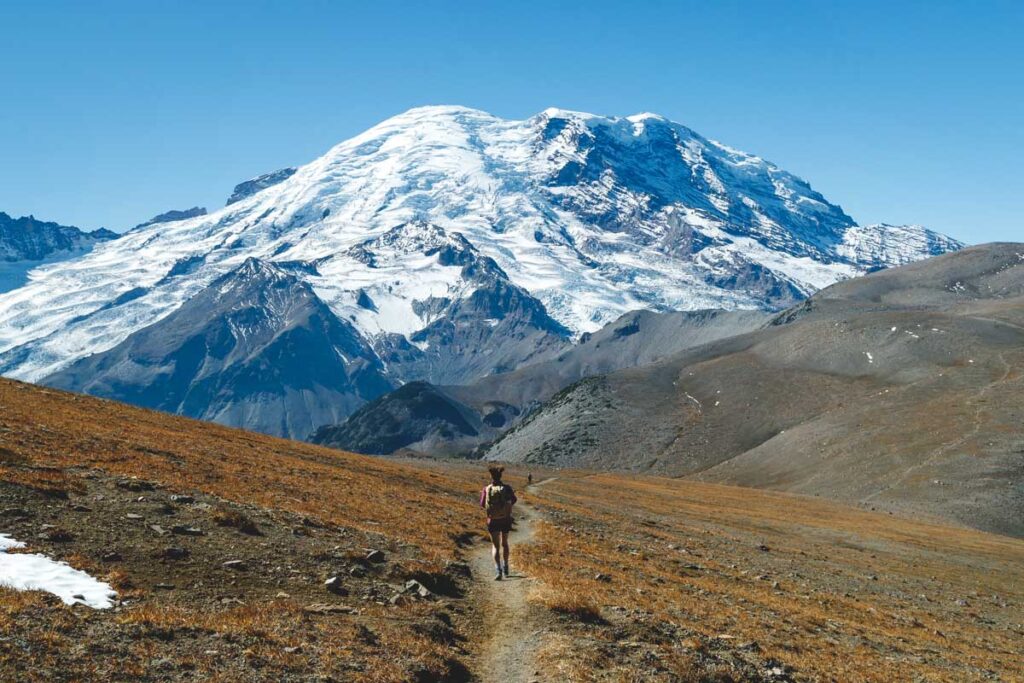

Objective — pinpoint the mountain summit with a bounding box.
[0,106,962,434]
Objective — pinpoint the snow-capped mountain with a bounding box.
[0,212,116,263]
[0,106,962,435]
[44,258,393,438]
[0,212,117,294]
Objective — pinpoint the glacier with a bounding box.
[0,105,962,383]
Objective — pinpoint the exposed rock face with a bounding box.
[0,212,115,262]
[311,381,483,455]
[134,207,208,230]
[226,168,297,205]
[363,222,571,386]
[0,212,117,294]
[44,258,393,439]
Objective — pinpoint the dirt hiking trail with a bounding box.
[470,480,555,683]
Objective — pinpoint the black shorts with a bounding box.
[487,518,513,533]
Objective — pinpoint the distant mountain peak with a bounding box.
[0,211,116,264]
[0,106,962,428]
[228,256,292,282]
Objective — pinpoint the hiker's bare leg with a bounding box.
[490,531,502,566]
[501,530,510,567]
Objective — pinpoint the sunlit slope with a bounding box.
[520,473,1024,682]
[489,243,1024,537]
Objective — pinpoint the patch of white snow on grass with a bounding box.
[0,533,116,608]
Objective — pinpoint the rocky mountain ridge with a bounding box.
[485,243,1024,537]
[0,106,963,435]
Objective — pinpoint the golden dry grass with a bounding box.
[3,377,1022,681]
[518,474,1024,682]
[0,378,491,681]
[0,379,485,567]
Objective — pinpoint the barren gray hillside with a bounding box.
[449,308,770,410]
[487,243,1024,537]
[312,308,768,455]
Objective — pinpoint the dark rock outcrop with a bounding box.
[226,168,297,205]
[44,258,393,438]
[0,212,115,262]
[134,207,207,230]
[312,381,482,455]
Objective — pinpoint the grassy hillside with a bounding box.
[1,377,1022,681]
[0,377,486,682]
[519,475,1023,681]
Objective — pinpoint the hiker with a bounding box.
[480,465,517,580]
[527,472,533,486]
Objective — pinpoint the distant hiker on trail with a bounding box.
[481,465,517,580]
[527,472,533,486]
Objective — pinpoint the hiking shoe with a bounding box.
[503,564,510,577]
[494,569,503,581]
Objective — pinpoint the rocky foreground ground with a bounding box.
[1,378,1022,682]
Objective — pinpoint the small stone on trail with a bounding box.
[126,513,143,520]
[41,528,74,542]
[171,525,204,536]
[325,577,349,595]
[365,549,386,564]
[117,479,156,492]
[149,525,168,536]
[389,593,410,606]
[222,559,247,571]
[170,495,195,504]
[161,547,189,561]
[101,551,122,562]
[758,544,771,552]
[283,646,302,654]
[349,566,367,578]
[594,573,612,582]
[445,561,471,577]
[404,579,433,598]
[304,603,357,615]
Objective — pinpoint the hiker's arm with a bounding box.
[479,487,486,508]
[510,488,518,505]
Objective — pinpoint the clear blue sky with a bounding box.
[1,1,1020,243]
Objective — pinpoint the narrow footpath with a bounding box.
[469,483,550,683]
